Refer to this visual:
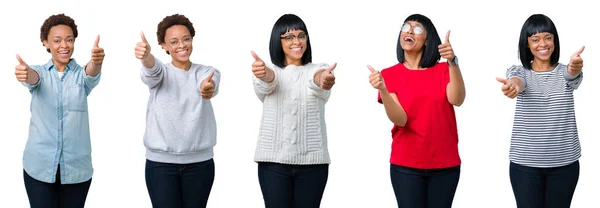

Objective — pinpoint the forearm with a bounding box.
[142,54,156,69]
[509,77,525,93]
[85,62,102,77]
[26,69,40,85]
[260,68,275,83]
[447,65,466,106]
[380,89,407,127]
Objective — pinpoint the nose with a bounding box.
[60,40,68,48]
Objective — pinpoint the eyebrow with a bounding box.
[52,35,73,38]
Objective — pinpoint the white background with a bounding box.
[1,0,598,207]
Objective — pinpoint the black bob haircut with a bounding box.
[269,14,312,68]
[396,14,441,68]
[518,14,560,69]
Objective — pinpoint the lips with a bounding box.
[404,37,415,43]
[537,49,549,55]
[291,47,302,53]
[176,49,188,56]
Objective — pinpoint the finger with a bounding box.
[573,46,585,57]
[252,61,265,67]
[445,30,451,43]
[16,54,26,65]
[367,65,376,73]
[251,50,261,61]
[496,77,508,84]
[324,74,335,81]
[326,63,337,73]
[204,71,215,82]
[94,35,100,48]
[141,32,149,44]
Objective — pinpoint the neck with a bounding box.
[531,59,555,71]
[172,60,192,70]
[403,51,424,70]
[284,57,302,67]
[53,59,67,72]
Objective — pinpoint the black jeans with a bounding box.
[258,162,329,208]
[145,159,215,208]
[390,164,460,208]
[23,166,92,208]
[510,161,579,208]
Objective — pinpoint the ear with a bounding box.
[42,40,50,53]
[161,43,169,55]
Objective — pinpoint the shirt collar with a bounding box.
[43,58,79,71]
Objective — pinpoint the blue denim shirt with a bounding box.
[22,59,101,184]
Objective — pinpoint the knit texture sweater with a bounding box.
[253,63,332,165]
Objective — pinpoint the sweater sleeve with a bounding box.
[253,63,279,102]
[140,56,165,89]
[307,63,332,102]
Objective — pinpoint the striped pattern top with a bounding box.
[506,63,583,168]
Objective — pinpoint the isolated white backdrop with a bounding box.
[0,0,598,207]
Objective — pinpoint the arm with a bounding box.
[565,46,585,90]
[15,55,41,90]
[199,67,221,98]
[380,89,407,127]
[369,65,407,127]
[140,55,164,89]
[308,64,334,101]
[85,35,104,77]
[446,64,466,106]
[253,66,278,102]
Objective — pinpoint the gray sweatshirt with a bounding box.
[141,57,220,164]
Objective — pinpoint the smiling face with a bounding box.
[528,32,555,64]
[42,25,75,70]
[161,25,193,66]
[399,21,427,53]
[280,29,307,66]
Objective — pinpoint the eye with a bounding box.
[285,36,293,41]
[54,40,60,44]
[544,36,552,41]
[183,37,191,42]
[531,39,539,43]
[67,39,74,43]
[298,34,307,40]
[170,40,177,45]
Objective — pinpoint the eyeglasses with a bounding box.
[401,23,424,35]
[280,34,308,44]
[168,36,193,47]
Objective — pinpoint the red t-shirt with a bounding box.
[377,62,460,169]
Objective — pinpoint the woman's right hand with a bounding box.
[251,51,267,78]
[135,32,151,60]
[368,65,387,91]
[496,77,520,99]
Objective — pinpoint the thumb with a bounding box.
[16,54,27,65]
[572,46,585,58]
[496,77,508,84]
[445,30,451,43]
[367,65,377,73]
[326,63,337,73]
[141,32,149,44]
[251,50,261,61]
[94,35,100,48]
[204,71,215,82]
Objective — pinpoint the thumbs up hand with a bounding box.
[319,63,336,90]
[15,54,31,82]
[200,71,215,99]
[15,54,39,85]
[438,30,455,63]
[496,77,520,99]
[91,35,104,66]
[568,46,584,75]
[368,65,386,91]
[251,50,275,83]
[136,32,151,60]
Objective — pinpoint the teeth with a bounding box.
[291,48,302,52]
[58,51,69,54]
[404,37,414,42]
